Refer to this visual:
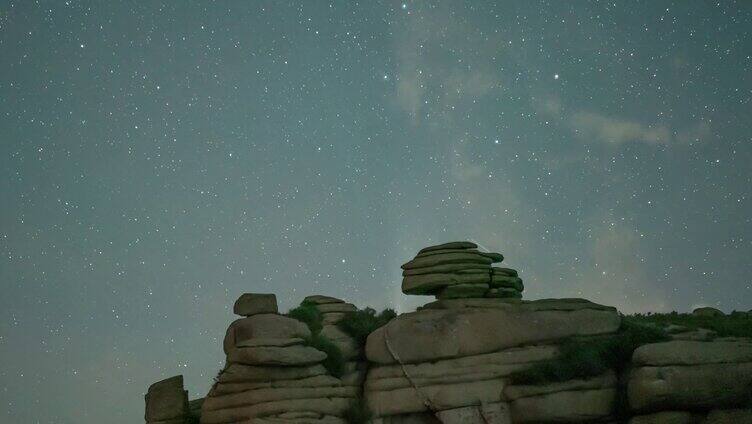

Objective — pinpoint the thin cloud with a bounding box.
[570,111,672,145]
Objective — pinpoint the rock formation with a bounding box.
[201,294,359,423]
[401,241,523,299]
[145,240,752,424]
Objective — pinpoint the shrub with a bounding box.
[287,300,323,334]
[343,397,372,424]
[304,333,345,378]
[509,316,669,385]
[338,307,397,345]
[212,368,224,383]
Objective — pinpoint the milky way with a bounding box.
[1,1,751,422]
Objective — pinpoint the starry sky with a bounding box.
[1,1,751,422]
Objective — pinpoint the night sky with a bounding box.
[1,1,751,422]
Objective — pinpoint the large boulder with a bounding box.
[224,314,310,354]
[234,293,278,317]
[503,373,617,423]
[509,388,616,423]
[227,345,327,366]
[366,298,620,365]
[628,362,752,412]
[628,340,752,413]
[145,375,189,423]
[418,241,478,253]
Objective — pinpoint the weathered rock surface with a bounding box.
[509,388,617,423]
[628,362,752,412]
[366,298,620,365]
[145,375,189,423]
[418,241,477,253]
[435,402,511,423]
[227,345,328,366]
[234,293,278,317]
[203,299,359,423]
[401,252,494,270]
[224,314,311,355]
[631,340,752,366]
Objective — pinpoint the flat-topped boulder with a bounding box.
[145,375,189,423]
[224,314,310,354]
[366,298,620,364]
[401,252,494,270]
[400,241,521,299]
[418,241,477,253]
[234,293,278,317]
[303,295,345,305]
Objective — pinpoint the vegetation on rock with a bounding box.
[303,332,345,377]
[287,300,324,334]
[509,316,669,385]
[628,311,752,338]
[338,307,397,345]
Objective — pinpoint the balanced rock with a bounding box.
[234,293,278,317]
[224,314,310,355]
[418,241,478,253]
[400,241,522,299]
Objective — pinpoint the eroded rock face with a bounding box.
[202,296,358,424]
[223,314,310,355]
[628,362,752,412]
[145,375,189,424]
[146,246,751,424]
[234,293,278,317]
[365,298,620,365]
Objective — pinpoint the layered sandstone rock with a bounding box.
[400,241,523,299]
[200,294,358,424]
[628,340,752,414]
[145,375,190,424]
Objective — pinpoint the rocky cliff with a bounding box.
[144,241,752,424]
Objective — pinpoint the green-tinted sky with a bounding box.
[1,1,751,422]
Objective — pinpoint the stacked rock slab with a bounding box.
[364,272,621,424]
[401,241,523,299]
[200,293,357,424]
[145,375,190,424]
[627,339,752,423]
[303,295,368,388]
